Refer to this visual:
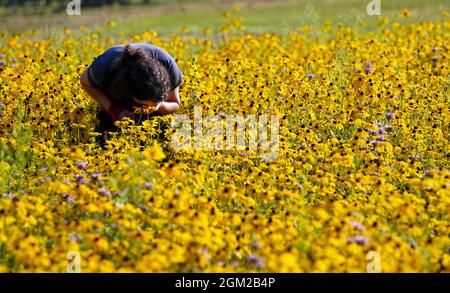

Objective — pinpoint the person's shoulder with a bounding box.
[88,45,127,89]
[133,43,175,60]
[132,43,164,52]
[91,45,125,65]
[100,44,126,58]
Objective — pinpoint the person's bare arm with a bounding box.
[155,87,180,115]
[80,66,112,111]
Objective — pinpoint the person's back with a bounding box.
[80,43,183,140]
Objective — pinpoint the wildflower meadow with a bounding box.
[0,3,449,273]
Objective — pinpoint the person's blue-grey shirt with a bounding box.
[87,43,183,108]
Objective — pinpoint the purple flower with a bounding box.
[140,204,149,212]
[250,241,261,250]
[74,174,88,185]
[143,182,155,189]
[40,166,50,172]
[409,153,422,162]
[61,179,71,185]
[365,61,373,74]
[349,220,366,232]
[376,135,385,142]
[62,194,75,204]
[432,46,438,52]
[246,254,265,268]
[231,261,240,267]
[424,170,433,177]
[376,127,385,135]
[76,160,88,171]
[38,176,53,184]
[306,73,315,79]
[384,125,394,132]
[217,261,227,267]
[90,172,102,183]
[346,235,369,246]
[97,187,111,197]
[70,232,80,242]
[219,113,227,119]
[0,54,5,59]
[0,61,7,67]
[385,112,395,120]
[7,193,19,202]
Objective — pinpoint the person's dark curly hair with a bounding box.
[106,45,170,105]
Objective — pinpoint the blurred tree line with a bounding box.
[0,0,166,9]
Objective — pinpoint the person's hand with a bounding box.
[147,101,161,113]
[132,97,162,114]
[107,103,133,122]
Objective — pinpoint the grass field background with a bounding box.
[1,0,449,35]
